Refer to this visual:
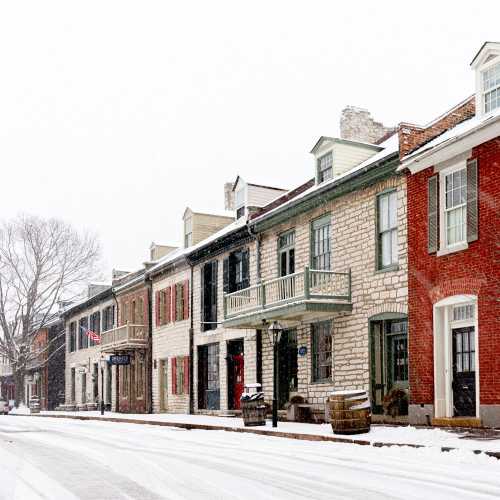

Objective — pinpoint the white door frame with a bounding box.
[433,294,479,418]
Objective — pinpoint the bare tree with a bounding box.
[0,215,100,406]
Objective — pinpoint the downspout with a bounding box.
[145,276,153,414]
[189,263,194,414]
[111,288,120,413]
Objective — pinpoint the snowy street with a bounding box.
[0,417,499,500]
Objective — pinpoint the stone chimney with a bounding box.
[224,182,235,211]
[87,283,109,298]
[340,106,395,144]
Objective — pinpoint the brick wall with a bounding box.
[408,137,500,406]
[399,97,475,158]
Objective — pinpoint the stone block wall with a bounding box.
[259,173,408,414]
[151,265,191,414]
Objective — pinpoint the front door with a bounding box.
[228,340,244,410]
[198,343,220,410]
[452,327,476,417]
[278,329,298,409]
[133,351,146,414]
[160,359,168,412]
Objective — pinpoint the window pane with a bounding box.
[379,195,389,231]
[388,192,397,228]
[381,231,391,267]
[391,229,398,265]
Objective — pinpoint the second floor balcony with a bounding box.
[223,266,352,328]
[100,324,148,352]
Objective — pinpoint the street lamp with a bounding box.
[99,356,107,416]
[267,321,283,428]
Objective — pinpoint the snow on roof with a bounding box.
[401,106,500,167]
[148,216,247,275]
[251,133,399,224]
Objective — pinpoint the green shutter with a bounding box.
[428,175,439,254]
[466,158,478,243]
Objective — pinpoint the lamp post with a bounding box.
[99,356,106,416]
[267,321,283,428]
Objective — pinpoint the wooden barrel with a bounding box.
[328,389,371,435]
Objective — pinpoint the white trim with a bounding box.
[433,295,479,419]
[438,161,468,254]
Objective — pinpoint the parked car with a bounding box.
[0,400,9,415]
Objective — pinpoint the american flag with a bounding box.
[80,326,101,344]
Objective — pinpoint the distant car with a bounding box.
[0,400,9,415]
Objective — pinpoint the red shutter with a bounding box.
[171,358,177,395]
[155,291,160,327]
[165,288,171,323]
[171,285,177,322]
[183,356,190,394]
[183,280,189,320]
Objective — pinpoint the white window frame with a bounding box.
[317,151,333,184]
[437,161,468,256]
[377,189,399,270]
[184,216,193,248]
[482,61,500,114]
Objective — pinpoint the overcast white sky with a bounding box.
[1,1,498,277]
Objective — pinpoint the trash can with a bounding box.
[29,396,40,414]
[241,384,266,427]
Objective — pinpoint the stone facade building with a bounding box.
[223,117,409,421]
[401,42,500,428]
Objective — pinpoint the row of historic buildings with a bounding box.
[57,41,499,427]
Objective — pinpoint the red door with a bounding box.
[232,354,244,410]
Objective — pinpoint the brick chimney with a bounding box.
[340,106,395,144]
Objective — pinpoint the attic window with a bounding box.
[184,216,192,248]
[317,152,333,183]
[483,62,500,113]
[235,186,246,218]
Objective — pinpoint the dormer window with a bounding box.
[317,152,333,183]
[184,215,192,247]
[482,62,500,113]
[235,186,246,219]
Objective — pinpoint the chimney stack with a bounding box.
[224,182,235,211]
[340,106,395,144]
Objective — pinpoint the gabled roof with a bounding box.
[231,175,285,193]
[470,41,500,68]
[309,136,382,155]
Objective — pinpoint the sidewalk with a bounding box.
[24,410,500,458]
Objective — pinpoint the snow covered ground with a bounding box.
[0,416,499,500]
[39,410,500,452]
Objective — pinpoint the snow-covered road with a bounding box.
[0,417,499,500]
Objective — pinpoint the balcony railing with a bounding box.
[224,266,351,321]
[100,324,148,352]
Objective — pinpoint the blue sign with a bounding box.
[298,346,307,357]
[109,355,130,366]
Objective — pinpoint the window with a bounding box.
[311,215,331,270]
[184,216,193,248]
[88,311,101,347]
[452,304,474,322]
[278,230,295,276]
[102,305,115,332]
[377,191,398,269]
[121,301,129,325]
[136,297,145,325]
[69,322,76,352]
[444,168,467,247]
[172,356,189,395]
[157,288,170,326]
[223,250,249,294]
[317,152,333,183]
[235,187,246,218]
[176,283,185,320]
[78,317,88,349]
[202,261,218,331]
[483,62,500,113]
[198,343,220,410]
[312,321,332,382]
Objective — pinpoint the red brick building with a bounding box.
[401,42,500,427]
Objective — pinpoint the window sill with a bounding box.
[310,380,333,386]
[375,265,400,274]
[436,242,468,257]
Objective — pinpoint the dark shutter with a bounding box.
[211,261,218,327]
[171,285,177,322]
[241,249,250,289]
[466,158,479,243]
[155,292,160,326]
[428,175,439,254]
[223,257,230,294]
[200,266,205,332]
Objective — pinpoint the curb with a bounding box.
[15,413,500,460]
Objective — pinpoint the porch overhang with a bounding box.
[223,300,352,329]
